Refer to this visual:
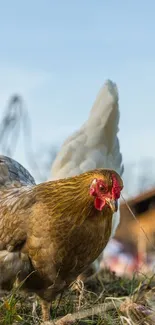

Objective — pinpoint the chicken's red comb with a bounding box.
[111,174,122,199]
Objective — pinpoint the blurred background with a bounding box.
[1,0,155,277]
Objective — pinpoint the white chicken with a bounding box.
[50,79,124,271]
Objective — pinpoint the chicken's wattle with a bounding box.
[94,197,105,211]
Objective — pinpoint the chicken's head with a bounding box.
[89,171,123,212]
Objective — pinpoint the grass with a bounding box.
[0,269,155,325]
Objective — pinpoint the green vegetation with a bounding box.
[0,270,155,325]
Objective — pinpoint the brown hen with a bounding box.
[0,155,123,321]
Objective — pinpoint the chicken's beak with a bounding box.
[106,198,118,212]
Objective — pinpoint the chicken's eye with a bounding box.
[99,184,107,192]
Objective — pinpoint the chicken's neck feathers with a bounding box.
[34,170,113,228]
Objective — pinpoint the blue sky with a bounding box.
[0,0,155,179]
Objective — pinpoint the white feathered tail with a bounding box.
[51,79,124,236]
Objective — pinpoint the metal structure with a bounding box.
[0,95,57,182]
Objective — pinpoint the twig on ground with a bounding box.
[41,300,122,325]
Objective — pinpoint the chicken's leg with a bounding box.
[40,299,51,321]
